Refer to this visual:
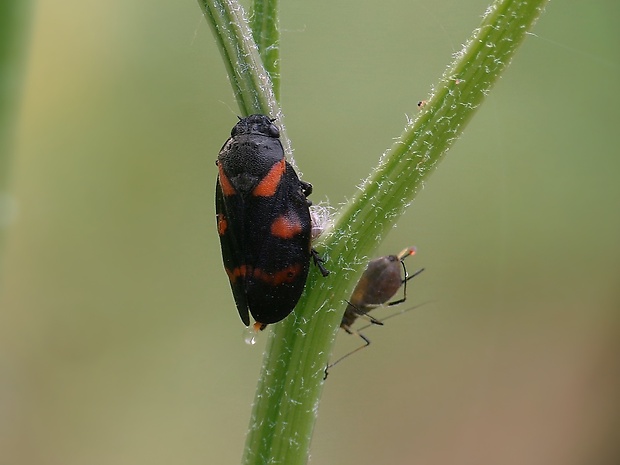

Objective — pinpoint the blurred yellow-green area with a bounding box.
[1,1,619,464]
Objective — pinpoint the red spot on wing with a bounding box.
[218,166,236,196]
[217,213,228,235]
[270,213,303,239]
[226,264,302,287]
[252,159,286,197]
[253,264,302,286]
[226,265,249,283]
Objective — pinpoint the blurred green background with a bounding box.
[1,0,619,464]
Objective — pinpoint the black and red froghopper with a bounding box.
[216,115,328,328]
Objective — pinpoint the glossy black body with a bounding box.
[216,115,317,326]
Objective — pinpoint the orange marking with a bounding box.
[227,263,303,286]
[253,322,267,332]
[218,166,236,196]
[398,246,416,260]
[253,264,302,286]
[225,265,249,283]
[217,213,228,235]
[252,159,286,197]
[270,213,303,239]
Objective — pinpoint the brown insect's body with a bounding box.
[341,247,421,333]
[325,247,423,376]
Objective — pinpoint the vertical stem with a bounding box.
[250,0,280,100]
[0,0,34,268]
[198,0,294,164]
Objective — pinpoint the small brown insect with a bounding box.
[325,247,424,375]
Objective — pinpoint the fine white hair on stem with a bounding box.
[310,203,335,241]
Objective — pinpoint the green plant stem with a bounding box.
[250,0,280,100]
[197,0,292,159]
[200,0,549,464]
[0,0,33,271]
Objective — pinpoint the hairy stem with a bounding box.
[250,0,280,100]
